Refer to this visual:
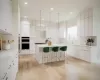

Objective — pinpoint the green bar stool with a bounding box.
[43,47,50,63]
[52,47,59,52]
[60,46,67,61]
[43,47,49,53]
[60,46,67,51]
[52,47,59,62]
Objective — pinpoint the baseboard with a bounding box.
[66,55,91,64]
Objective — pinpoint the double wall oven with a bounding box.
[19,37,30,51]
[22,37,30,50]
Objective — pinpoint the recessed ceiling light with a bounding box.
[24,2,28,4]
[70,12,73,14]
[42,18,44,20]
[24,16,28,18]
[50,8,54,11]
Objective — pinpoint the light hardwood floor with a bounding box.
[16,55,100,80]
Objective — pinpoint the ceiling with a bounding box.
[19,0,99,22]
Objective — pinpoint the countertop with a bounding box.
[0,49,18,78]
[36,44,67,47]
[35,43,46,44]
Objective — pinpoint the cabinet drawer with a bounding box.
[80,46,90,51]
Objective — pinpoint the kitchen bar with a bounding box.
[35,44,67,64]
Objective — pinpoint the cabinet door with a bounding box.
[30,38,35,54]
[6,0,12,34]
[84,50,90,62]
[80,50,90,62]
[77,18,80,37]
[88,8,93,17]
[80,20,85,36]
[0,0,12,34]
[7,63,16,80]
[88,17,93,36]
[84,18,89,36]
[0,0,6,31]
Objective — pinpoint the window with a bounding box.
[67,26,77,41]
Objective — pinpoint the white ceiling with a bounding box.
[19,0,99,22]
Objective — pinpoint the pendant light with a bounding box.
[34,19,36,30]
[40,10,42,30]
[57,12,60,39]
[49,11,51,27]
[57,12,60,28]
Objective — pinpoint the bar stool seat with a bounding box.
[52,47,59,52]
[43,47,49,53]
[60,46,67,51]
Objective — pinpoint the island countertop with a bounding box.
[36,44,67,47]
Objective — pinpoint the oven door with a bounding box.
[22,43,30,50]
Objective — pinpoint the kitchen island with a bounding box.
[35,44,67,64]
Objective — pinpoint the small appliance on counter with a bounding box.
[45,38,52,46]
[2,40,14,50]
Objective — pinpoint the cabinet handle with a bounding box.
[5,29,7,30]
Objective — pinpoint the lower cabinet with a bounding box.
[67,45,91,62]
[1,55,18,80]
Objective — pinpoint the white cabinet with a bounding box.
[88,17,93,36]
[80,20,84,36]
[0,0,12,34]
[21,22,30,37]
[67,45,91,62]
[84,18,88,36]
[78,8,93,37]
[0,51,18,80]
[30,37,35,54]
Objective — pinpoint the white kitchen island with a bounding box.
[35,44,67,64]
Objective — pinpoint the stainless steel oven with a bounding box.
[21,37,30,50]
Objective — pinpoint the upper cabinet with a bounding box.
[78,8,93,37]
[20,21,30,37]
[0,0,12,34]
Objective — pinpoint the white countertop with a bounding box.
[0,49,18,78]
[36,44,67,47]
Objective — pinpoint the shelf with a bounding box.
[0,29,12,35]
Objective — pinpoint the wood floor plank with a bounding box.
[16,55,100,80]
